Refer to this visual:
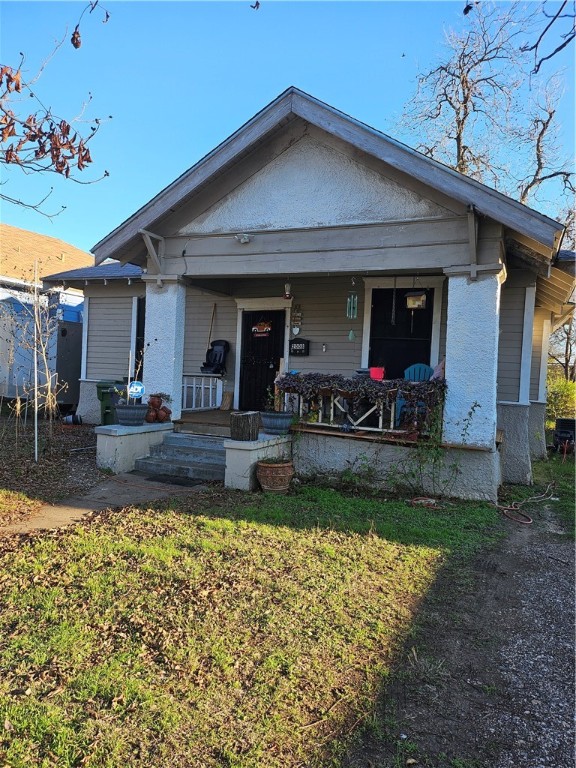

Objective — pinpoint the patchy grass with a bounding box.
[0,417,102,525]
[533,451,575,534]
[495,452,575,535]
[0,487,502,768]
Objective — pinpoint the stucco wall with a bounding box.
[293,432,501,502]
[496,403,532,484]
[77,380,102,424]
[529,401,547,459]
[443,274,500,448]
[143,279,186,420]
[182,134,451,235]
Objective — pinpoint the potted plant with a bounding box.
[111,385,149,426]
[145,392,173,423]
[255,456,295,493]
[259,386,295,435]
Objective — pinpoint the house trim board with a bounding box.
[291,90,561,252]
[233,297,293,410]
[170,218,470,257]
[80,296,89,380]
[130,297,138,378]
[538,316,552,402]
[519,286,536,404]
[92,89,562,264]
[360,277,446,369]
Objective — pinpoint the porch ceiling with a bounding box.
[536,265,576,315]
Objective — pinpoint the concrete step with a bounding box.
[149,442,226,465]
[162,433,226,450]
[175,422,231,437]
[134,432,227,482]
[134,456,225,481]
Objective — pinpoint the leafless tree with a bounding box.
[521,0,575,74]
[549,317,576,381]
[515,78,575,206]
[401,3,573,210]
[0,1,110,215]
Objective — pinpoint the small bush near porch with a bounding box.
[0,487,501,768]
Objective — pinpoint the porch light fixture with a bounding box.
[284,282,292,300]
[405,275,426,310]
[405,277,427,335]
[235,233,251,244]
[405,290,427,310]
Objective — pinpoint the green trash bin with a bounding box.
[96,381,121,425]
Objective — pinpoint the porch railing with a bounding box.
[291,391,398,434]
[181,374,223,411]
[277,372,446,439]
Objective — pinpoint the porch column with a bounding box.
[443,270,503,448]
[142,276,186,420]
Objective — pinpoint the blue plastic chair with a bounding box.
[395,364,434,427]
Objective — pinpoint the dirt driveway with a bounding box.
[345,500,575,768]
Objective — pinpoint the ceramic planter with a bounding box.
[256,460,295,494]
[260,411,293,435]
[115,403,149,426]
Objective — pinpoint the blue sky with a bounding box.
[1,0,574,255]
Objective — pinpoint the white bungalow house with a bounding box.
[43,88,574,499]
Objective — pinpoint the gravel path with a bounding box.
[483,508,574,768]
[345,501,575,768]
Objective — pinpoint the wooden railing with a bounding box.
[277,372,446,439]
[181,374,223,411]
[291,391,398,435]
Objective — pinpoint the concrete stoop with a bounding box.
[134,433,226,481]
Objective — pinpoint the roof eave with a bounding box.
[92,89,296,264]
[91,87,564,264]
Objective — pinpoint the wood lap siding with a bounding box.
[183,277,447,382]
[86,297,133,379]
[183,289,237,387]
[287,277,362,375]
[183,278,363,382]
[498,285,525,402]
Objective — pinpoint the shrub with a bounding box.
[546,373,576,422]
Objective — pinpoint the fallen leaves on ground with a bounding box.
[0,416,104,527]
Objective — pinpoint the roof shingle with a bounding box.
[0,224,94,281]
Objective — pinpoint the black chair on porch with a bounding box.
[200,340,230,376]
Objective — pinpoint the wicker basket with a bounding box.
[256,460,294,494]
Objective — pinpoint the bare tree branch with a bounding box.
[520,0,576,74]
[0,2,110,212]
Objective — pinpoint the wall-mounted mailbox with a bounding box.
[289,338,310,356]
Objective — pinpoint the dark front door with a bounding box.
[369,288,434,379]
[239,310,286,410]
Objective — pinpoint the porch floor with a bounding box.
[174,409,235,437]
[174,409,425,445]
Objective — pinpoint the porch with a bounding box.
[173,408,422,445]
[177,368,446,445]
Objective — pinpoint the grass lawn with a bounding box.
[3,442,574,768]
[0,483,506,768]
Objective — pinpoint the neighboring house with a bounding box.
[42,261,144,423]
[0,224,93,408]
[42,88,575,498]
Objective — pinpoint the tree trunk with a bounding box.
[230,411,260,441]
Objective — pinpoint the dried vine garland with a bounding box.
[276,372,446,412]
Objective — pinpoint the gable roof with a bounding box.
[1,224,93,281]
[92,86,565,266]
